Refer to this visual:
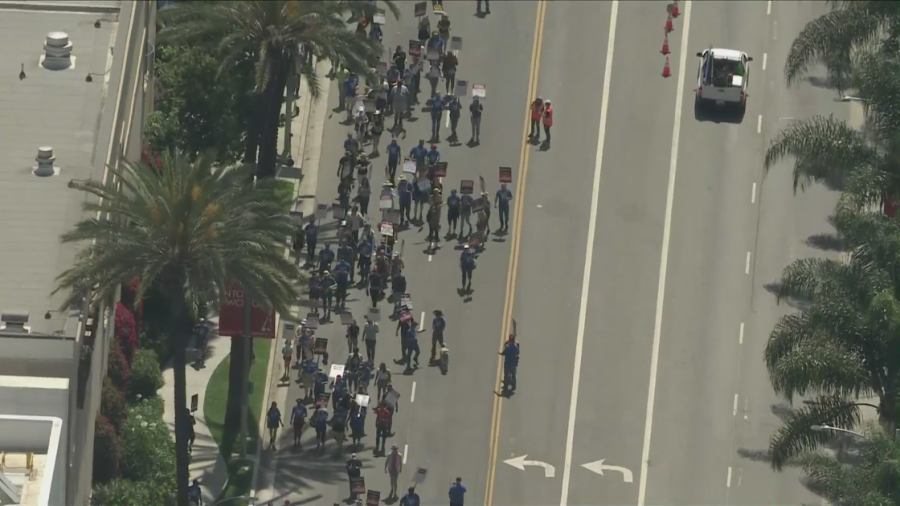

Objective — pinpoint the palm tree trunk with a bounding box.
[243,93,263,168]
[168,283,191,506]
[256,62,290,179]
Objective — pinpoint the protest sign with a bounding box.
[368,307,381,322]
[380,221,394,237]
[473,84,486,98]
[333,206,346,220]
[413,468,428,485]
[340,312,355,325]
[304,313,319,329]
[403,159,417,174]
[316,203,328,220]
[434,162,448,177]
[373,9,386,24]
[460,180,474,194]
[471,198,485,214]
[314,337,328,355]
[413,2,426,17]
[385,208,402,225]
[366,491,381,506]
[355,394,371,407]
[455,79,468,97]
[427,49,440,62]
[499,167,513,183]
[450,36,462,51]
[350,477,366,495]
[329,363,345,379]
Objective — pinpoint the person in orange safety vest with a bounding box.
[542,100,554,145]
[529,97,544,142]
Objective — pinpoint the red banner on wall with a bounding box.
[218,282,276,338]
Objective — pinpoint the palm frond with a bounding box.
[55,152,301,319]
[763,115,873,193]
[768,394,861,470]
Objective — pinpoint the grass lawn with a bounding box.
[204,338,272,506]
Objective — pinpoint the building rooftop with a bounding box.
[0,4,119,338]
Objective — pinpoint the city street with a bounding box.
[259,1,860,505]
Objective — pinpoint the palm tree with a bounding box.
[158,0,399,179]
[783,1,900,89]
[791,425,900,505]
[54,153,301,506]
[764,208,900,470]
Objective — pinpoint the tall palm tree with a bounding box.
[783,0,900,89]
[765,209,900,470]
[159,0,399,179]
[791,425,900,505]
[54,153,301,505]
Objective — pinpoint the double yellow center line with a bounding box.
[484,2,548,505]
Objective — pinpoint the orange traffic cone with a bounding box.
[671,0,680,18]
[665,12,674,33]
[662,56,671,78]
[661,33,670,55]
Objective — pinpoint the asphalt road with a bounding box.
[263,1,860,505]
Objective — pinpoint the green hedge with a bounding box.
[128,349,165,401]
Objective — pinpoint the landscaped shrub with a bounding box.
[92,476,176,506]
[128,349,164,401]
[92,414,120,484]
[120,278,140,311]
[141,327,173,367]
[119,397,175,482]
[106,339,131,393]
[100,377,127,434]
[114,301,138,364]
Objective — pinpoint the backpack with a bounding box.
[464,255,477,270]
[348,353,361,371]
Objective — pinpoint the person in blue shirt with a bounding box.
[313,406,329,451]
[401,486,421,506]
[318,243,335,273]
[334,259,351,310]
[357,239,373,280]
[397,176,413,225]
[290,399,308,448]
[449,477,467,506]
[430,92,445,141]
[403,322,421,370]
[446,189,461,236]
[332,374,348,409]
[369,22,383,42]
[429,309,447,363]
[300,358,317,400]
[266,402,283,450]
[447,95,462,141]
[409,140,428,170]
[426,30,444,54]
[426,144,441,168]
[342,73,359,119]
[460,245,476,291]
[304,222,319,266]
[494,183,514,232]
[320,271,336,320]
[187,479,202,505]
[499,335,520,392]
[386,140,402,183]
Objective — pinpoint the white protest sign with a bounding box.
[472,84,486,98]
[316,204,328,220]
[403,160,417,174]
[413,468,428,485]
[385,389,400,408]
[355,394,370,407]
[368,307,381,322]
[329,363,345,379]
[450,36,462,51]
[373,10,386,25]
[380,194,393,209]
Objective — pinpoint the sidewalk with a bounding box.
[160,336,231,505]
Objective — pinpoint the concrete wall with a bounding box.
[67,3,151,505]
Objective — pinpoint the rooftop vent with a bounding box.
[41,32,74,71]
[0,310,30,333]
[33,147,58,177]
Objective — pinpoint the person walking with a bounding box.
[374,401,392,455]
[448,477,467,506]
[430,92,445,142]
[542,99,554,145]
[346,453,363,502]
[499,334,520,392]
[363,315,379,362]
[495,183,513,232]
[529,96,544,141]
[386,139,402,183]
[385,445,403,499]
[400,487,421,506]
[469,97,483,144]
[442,50,458,95]
[447,94,462,142]
[266,402,283,450]
[375,363,392,401]
[429,310,446,364]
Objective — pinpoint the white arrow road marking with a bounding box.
[582,460,634,483]
[504,455,556,478]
